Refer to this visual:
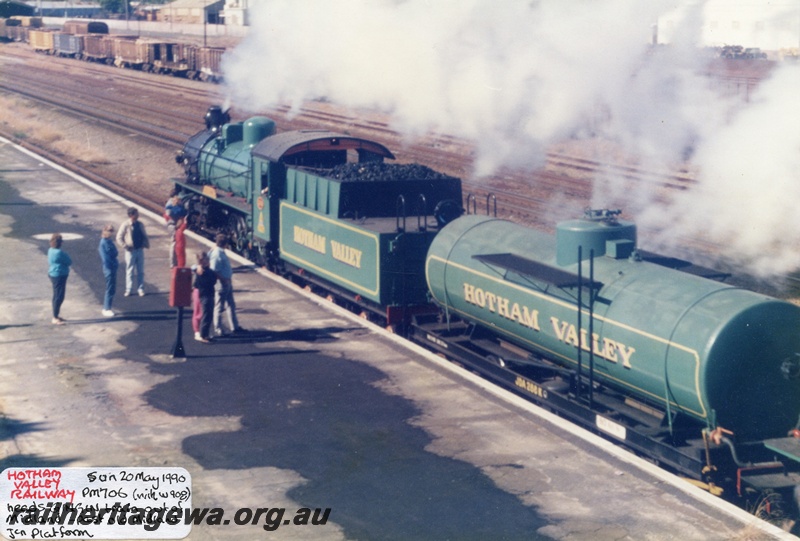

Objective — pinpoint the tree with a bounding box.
[99,0,129,15]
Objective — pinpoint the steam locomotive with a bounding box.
[175,106,800,518]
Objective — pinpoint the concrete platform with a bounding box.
[0,137,793,540]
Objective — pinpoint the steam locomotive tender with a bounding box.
[176,106,800,515]
[174,106,463,324]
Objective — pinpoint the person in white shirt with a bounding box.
[208,234,245,335]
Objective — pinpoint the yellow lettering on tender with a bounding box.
[331,240,363,269]
[293,226,326,254]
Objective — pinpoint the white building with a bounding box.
[222,0,248,26]
[658,1,800,50]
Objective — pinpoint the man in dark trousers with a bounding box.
[193,251,217,343]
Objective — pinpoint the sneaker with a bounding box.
[124,291,131,297]
[102,309,115,317]
[194,332,202,341]
[52,317,64,325]
[233,327,247,334]
[214,328,224,337]
[138,289,145,297]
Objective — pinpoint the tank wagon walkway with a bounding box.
[0,138,791,540]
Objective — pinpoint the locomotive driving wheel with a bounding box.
[228,214,249,256]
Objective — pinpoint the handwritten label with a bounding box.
[0,467,191,539]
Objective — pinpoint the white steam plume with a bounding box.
[641,64,800,277]
[223,0,800,277]
[223,0,672,174]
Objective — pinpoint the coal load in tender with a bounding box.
[327,162,456,182]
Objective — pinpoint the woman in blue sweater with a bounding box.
[47,233,72,325]
[98,225,119,317]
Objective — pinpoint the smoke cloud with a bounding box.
[223,0,800,277]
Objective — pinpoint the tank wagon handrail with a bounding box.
[575,246,597,408]
[486,193,497,217]
[396,195,406,232]
[416,194,428,232]
[465,193,477,215]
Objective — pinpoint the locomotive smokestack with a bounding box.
[204,105,230,132]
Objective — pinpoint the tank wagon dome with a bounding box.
[426,213,800,442]
[556,209,637,265]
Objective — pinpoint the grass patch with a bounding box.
[0,95,111,165]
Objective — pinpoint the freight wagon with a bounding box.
[28,28,54,52]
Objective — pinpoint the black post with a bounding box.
[589,249,595,409]
[576,245,582,400]
[171,306,186,358]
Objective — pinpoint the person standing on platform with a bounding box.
[47,233,72,325]
[98,224,119,317]
[165,190,187,268]
[174,216,187,268]
[116,207,150,297]
[193,251,216,343]
[209,234,245,336]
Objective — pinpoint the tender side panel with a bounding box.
[279,202,381,303]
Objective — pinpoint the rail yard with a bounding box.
[1,23,799,540]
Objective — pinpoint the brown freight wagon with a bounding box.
[28,28,55,52]
[10,16,42,28]
[0,18,20,41]
[83,34,115,62]
[197,46,225,82]
[153,42,195,76]
[6,24,28,42]
[64,21,108,35]
[113,37,161,70]
[63,20,108,35]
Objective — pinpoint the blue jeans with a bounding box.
[214,279,239,332]
[103,268,117,310]
[124,248,145,293]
